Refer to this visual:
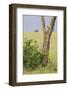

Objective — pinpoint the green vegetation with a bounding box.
[23,32,57,74]
[23,39,44,69]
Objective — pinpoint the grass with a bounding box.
[23,32,57,74]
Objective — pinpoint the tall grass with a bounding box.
[23,32,57,74]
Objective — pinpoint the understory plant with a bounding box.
[23,39,44,70]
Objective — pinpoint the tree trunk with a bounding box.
[41,16,56,66]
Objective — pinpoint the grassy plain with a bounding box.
[23,32,57,74]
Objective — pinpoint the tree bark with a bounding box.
[41,16,56,66]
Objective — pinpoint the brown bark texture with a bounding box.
[41,16,56,66]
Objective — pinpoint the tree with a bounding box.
[41,16,56,66]
[34,29,39,32]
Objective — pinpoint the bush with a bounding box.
[23,39,43,69]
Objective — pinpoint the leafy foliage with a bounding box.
[23,39,44,69]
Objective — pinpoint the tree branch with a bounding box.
[41,16,45,32]
[49,16,56,35]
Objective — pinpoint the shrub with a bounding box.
[23,39,43,69]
